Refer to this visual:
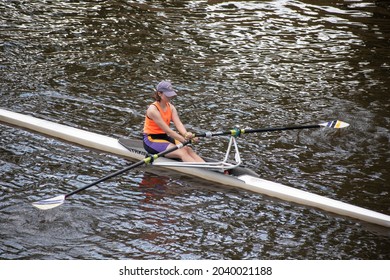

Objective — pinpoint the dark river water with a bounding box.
[1,0,390,260]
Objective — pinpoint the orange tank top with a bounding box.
[143,101,172,134]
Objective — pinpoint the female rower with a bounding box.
[143,81,204,162]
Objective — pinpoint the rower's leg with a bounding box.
[165,144,204,162]
[185,146,204,162]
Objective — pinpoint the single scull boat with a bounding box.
[1,108,389,228]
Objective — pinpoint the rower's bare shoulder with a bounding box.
[146,105,161,119]
[169,103,177,112]
[146,103,158,112]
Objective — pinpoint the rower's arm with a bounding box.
[171,104,188,137]
[147,106,186,143]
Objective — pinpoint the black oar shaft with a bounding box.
[65,141,190,198]
[244,124,320,134]
[196,124,321,137]
[65,160,145,198]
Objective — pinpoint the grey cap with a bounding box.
[156,81,177,97]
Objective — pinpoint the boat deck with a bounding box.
[1,108,390,228]
[118,137,260,178]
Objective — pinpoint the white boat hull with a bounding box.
[1,108,389,228]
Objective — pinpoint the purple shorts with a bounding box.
[143,134,177,154]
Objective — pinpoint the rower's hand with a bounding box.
[185,132,199,143]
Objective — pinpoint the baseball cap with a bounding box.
[156,81,177,97]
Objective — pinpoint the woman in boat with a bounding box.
[143,81,204,162]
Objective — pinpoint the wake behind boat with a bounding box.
[1,108,389,228]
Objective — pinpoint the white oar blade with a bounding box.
[32,195,66,210]
[320,120,350,129]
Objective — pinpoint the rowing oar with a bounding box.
[195,120,349,137]
[32,141,191,210]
